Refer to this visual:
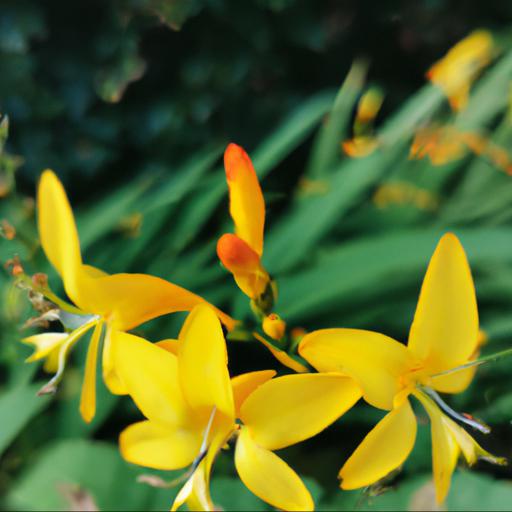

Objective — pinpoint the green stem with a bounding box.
[431,346,512,379]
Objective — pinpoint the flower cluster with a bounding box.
[10,31,510,512]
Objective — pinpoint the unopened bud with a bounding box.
[0,219,15,240]
[5,256,24,277]
[217,233,260,274]
[32,273,49,290]
[262,313,286,341]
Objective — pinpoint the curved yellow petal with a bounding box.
[172,416,235,512]
[231,370,276,417]
[79,321,103,423]
[414,392,459,504]
[408,233,479,373]
[240,373,361,451]
[155,339,179,355]
[224,143,265,255]
[112,330,191,426]
[74,271,235,332]
[339,400,417,490]
[254,333,309,373]
[37,170,82,302]
[235,427,314,511]
[119,420,201,471]
[22,332,68,364]
[178,305,235,421]
[299,329,414,410]
[431,365,477,394]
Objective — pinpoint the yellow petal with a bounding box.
[79,321,103,423]
[119,420,201,471]
[431,365,477,394]
[299,328,414,410]
[178,305,235,421]
[408,233,479,373]
[342,136,379,158]
[22,332,68,364]
[224,143,265,255]
[339,400,417,490]
[254,333,309,373]
[414,391,459,504]
[240,373,361,451]
[172,416,234,512]
[155,339,179,355]
[74,271,236,332]
[443,416,505,467]
[102,327,128,395]
[231,370,276,417]
[37,170,82,302]
[235,427,314,511]
[112,330,191,426]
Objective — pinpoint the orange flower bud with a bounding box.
[217,233,269,299]
[262,313,286,341]
[217,233,261,275]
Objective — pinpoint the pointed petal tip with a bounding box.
[224,143,253,181]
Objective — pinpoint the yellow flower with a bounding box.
[342,88,383,158]
[25,170,234,423]
[427,30,494,111]
[217,143,270,301]
[116,304,361,511]
[299,233,505,503]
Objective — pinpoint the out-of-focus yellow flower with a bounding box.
[24,170,234,423]
[342,88,383,158]
[356,88,384,124]
[342,136,379,158]
[300,233,505,503]
[410,125,512,174]
[410,125,469,165]
[373,182,439,211]
[427,30,494,111]
[217,144,270,301]
[116,304,361,511]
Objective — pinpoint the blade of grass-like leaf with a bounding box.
[78,175,153,250]
[277,227,512,323]
[306,60,367,178]
[264,145,406,273]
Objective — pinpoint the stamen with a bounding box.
[421,387,490,434]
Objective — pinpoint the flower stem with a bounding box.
[431,346,512,379]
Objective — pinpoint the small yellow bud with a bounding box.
[262,313,286,341]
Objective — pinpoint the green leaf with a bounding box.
[0,383,50,457]
[265,145,405,273]
[277,227,512,322]
[5,439,172,511]
[306,62,367,178]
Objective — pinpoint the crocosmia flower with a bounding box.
[116,304,360,511]
[299,233,505,503]
[24,170,234,422]
[427,30,494,111]
[217,143,270,302]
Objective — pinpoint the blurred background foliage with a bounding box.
[2,0,512,510]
